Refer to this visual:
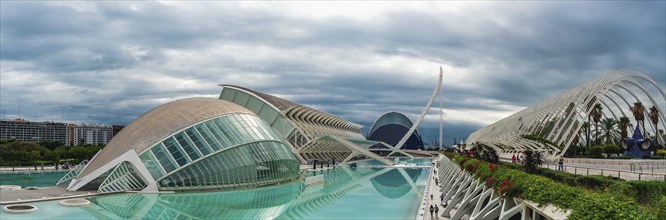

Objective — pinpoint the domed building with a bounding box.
[65,98,299,192]
[367,112,424,155]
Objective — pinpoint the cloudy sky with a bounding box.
[1,1,665,146]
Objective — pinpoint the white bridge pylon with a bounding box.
[394,67,444,150]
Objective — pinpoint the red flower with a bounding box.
[509,182,514,187]
[488,163,495,171]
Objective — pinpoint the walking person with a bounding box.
[558,157,564,171]
[434,205,439,218]
[511,154,516,163]
[429,205,434,219]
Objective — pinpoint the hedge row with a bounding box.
[445,153,663,220]
[500,161,666,210]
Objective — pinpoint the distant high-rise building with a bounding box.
[0,118,68,143]
[72,124,113,146]
[67,124,76,146]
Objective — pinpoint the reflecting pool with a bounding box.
[1,159,431,219]
[0,171,66,188]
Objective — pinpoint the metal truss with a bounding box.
[56,160,88,186]
[437,156,570,220]
[466,69,665,157]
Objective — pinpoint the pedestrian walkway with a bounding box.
[0,166,68,173]
[422,156,447,220]
[499,157,666,181]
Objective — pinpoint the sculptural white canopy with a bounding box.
[466,68,665,157]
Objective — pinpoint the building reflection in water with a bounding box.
[85,162,427,219]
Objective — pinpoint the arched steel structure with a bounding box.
[466,69,666,158]
[394,68,443,150]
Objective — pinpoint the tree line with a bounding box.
[566,101,664,158]
[0,140,103,170]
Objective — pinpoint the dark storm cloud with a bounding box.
[1,1,664,144]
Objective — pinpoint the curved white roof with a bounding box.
[79,98,254,177]
[466,68,665,155]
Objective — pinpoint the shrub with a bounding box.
[643,155,665,159]
[523,149,543,173]
[470,145,499,163]
[501,161,523,170]
[576,175,619,190]
[586,145,605,158]
[657,196,666,220]
[537,168,578,186]
[443,153,661,219]
[567,193,652,220]
[603,144,620,157]
[626,181,666,205]
[648,150,666,159]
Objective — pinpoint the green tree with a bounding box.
[44,148,64,170]
[648,106,659,143]
[618,116,630,139]
[630,101,646,136]
[39,141,63,151]
[0,141,47,170]
[599,118,620,145]
[581,122,591,147]
[522,149,543,173]
[27,150,41,170]
[592,103,603,144]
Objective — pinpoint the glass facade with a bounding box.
[138,113,298,190]
[98,162,148,193]
[158,141,299,190]
[219,88,296,141]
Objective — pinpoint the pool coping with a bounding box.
[0,188,122,205]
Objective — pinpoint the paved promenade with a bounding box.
[501,157,666,181]
[421,155,449,220]
[0,186,118,205]
[1,166,70,173]
[540,162,666,181]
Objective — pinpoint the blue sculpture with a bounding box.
[622,125,653,158]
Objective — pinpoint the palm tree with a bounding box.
[649,106,660,140]
[599,118,620,145]
[592,103,603,144]
[630,101,646,136]
[571,134,580,157]
[581,122,591,147]
[572,134,580,146]
[585,97,596,146]
[618,116,630,139]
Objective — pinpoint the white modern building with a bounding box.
[0,118,68,143]
[466,68,665,158]
[64,98,300,192]
[71,124,113,146]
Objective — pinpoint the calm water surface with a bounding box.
[0,171,66,187]
[1,159,431,219]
